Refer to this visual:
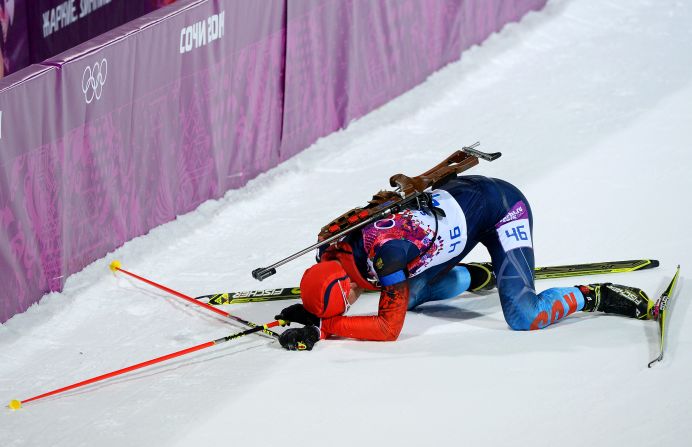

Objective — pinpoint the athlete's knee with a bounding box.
[499,289,540,330]
[501,305,535,331]
[504,314,534,331]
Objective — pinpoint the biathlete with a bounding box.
[276,175,654,350]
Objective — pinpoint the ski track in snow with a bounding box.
[2,0,692,445]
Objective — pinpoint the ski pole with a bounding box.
[109,261,278,339]
[7,320,286,410]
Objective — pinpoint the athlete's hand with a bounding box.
[279,326,320,351]
[275,304,320,326]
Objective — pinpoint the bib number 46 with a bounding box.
[505,224,528,241]
[497,218,532,251]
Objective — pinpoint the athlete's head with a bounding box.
[319,241,379,292]
[300,261,351,318]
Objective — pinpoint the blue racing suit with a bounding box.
[341,175,585,331]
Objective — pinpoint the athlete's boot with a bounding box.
[578,283,654,319]
[461,263,496,292]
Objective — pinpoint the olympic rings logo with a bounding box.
[82,58,108,104]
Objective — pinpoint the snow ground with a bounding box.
[2,0,692,445]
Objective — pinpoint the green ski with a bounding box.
[197,259,658,305]
[529,258,656,279]
[648,265,681,368]
[199,288,302,305]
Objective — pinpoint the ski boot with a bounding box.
[460,263,496,292]
[578,283,654,319]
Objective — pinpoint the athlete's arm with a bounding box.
[320,281,409,341]
[320,239,417,341]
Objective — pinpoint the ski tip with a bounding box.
[109,260,121,272]
[650,259,660,268]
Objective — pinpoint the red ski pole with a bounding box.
[7,319,286,410]
[109,261,278,338]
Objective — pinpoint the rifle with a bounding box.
[251,143,501,281]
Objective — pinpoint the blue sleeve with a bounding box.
[373,240,420,286]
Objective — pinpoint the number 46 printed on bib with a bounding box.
[495,201,533,252]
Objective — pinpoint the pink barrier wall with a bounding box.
[0,0,546,323]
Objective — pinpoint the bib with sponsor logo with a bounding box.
[495,201,533,252]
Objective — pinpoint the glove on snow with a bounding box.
[275,303,320,327]
[279,326,320,351]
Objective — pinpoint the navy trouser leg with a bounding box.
[480,183,585,330]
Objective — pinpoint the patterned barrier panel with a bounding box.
[280,0,547,159]
[0,0,546,323]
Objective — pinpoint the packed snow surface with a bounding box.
[2,0,692,445]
